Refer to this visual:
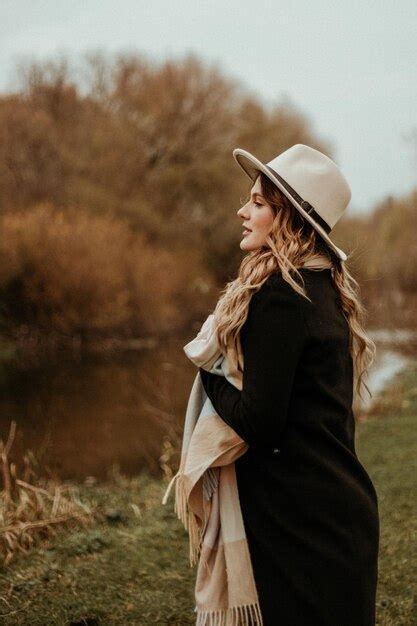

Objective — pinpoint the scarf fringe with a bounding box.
[203,467,219,501]
[195,602,264,626]
[162,471,205,566]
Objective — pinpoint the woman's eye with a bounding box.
[254,201,262,207]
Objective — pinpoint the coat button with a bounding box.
[272,448,280,454]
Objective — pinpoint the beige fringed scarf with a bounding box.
[162,255,333,626]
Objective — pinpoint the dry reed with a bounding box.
[0,420,95,566]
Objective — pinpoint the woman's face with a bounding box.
[237,176,275,251]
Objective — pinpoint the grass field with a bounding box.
[1,362,416,625]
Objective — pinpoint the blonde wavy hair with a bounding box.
[213,172,376,401]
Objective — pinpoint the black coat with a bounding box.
[199,268,379,626]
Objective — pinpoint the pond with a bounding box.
[0,328,415,482]
[0,333,196,482]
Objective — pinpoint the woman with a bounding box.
[198,144,380,626]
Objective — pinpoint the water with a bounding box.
[0,329,414,481]
[357,327,417,411]
[0,334,195,481]
[355,348,409,413]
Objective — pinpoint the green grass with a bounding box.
[1,363,417,625]
[355,361,417,625]
[0,473,196,625]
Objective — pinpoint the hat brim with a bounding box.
[233,148,348,262]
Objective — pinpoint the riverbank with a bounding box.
[1,363,416,625]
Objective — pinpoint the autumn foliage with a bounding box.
[0,51,416,351]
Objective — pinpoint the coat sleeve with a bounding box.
[199,276,308,450]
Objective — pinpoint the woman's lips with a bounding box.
[242,229,252,236]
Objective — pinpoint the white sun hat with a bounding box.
[233,143,351,261]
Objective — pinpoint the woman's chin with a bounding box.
[240,235,256,251]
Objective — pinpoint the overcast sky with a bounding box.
[1,0,416,215]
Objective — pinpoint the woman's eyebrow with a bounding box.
[250,192,265,200]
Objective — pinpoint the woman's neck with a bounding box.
[300,252,333,270]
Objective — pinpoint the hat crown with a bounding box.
[266,144,351,229]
